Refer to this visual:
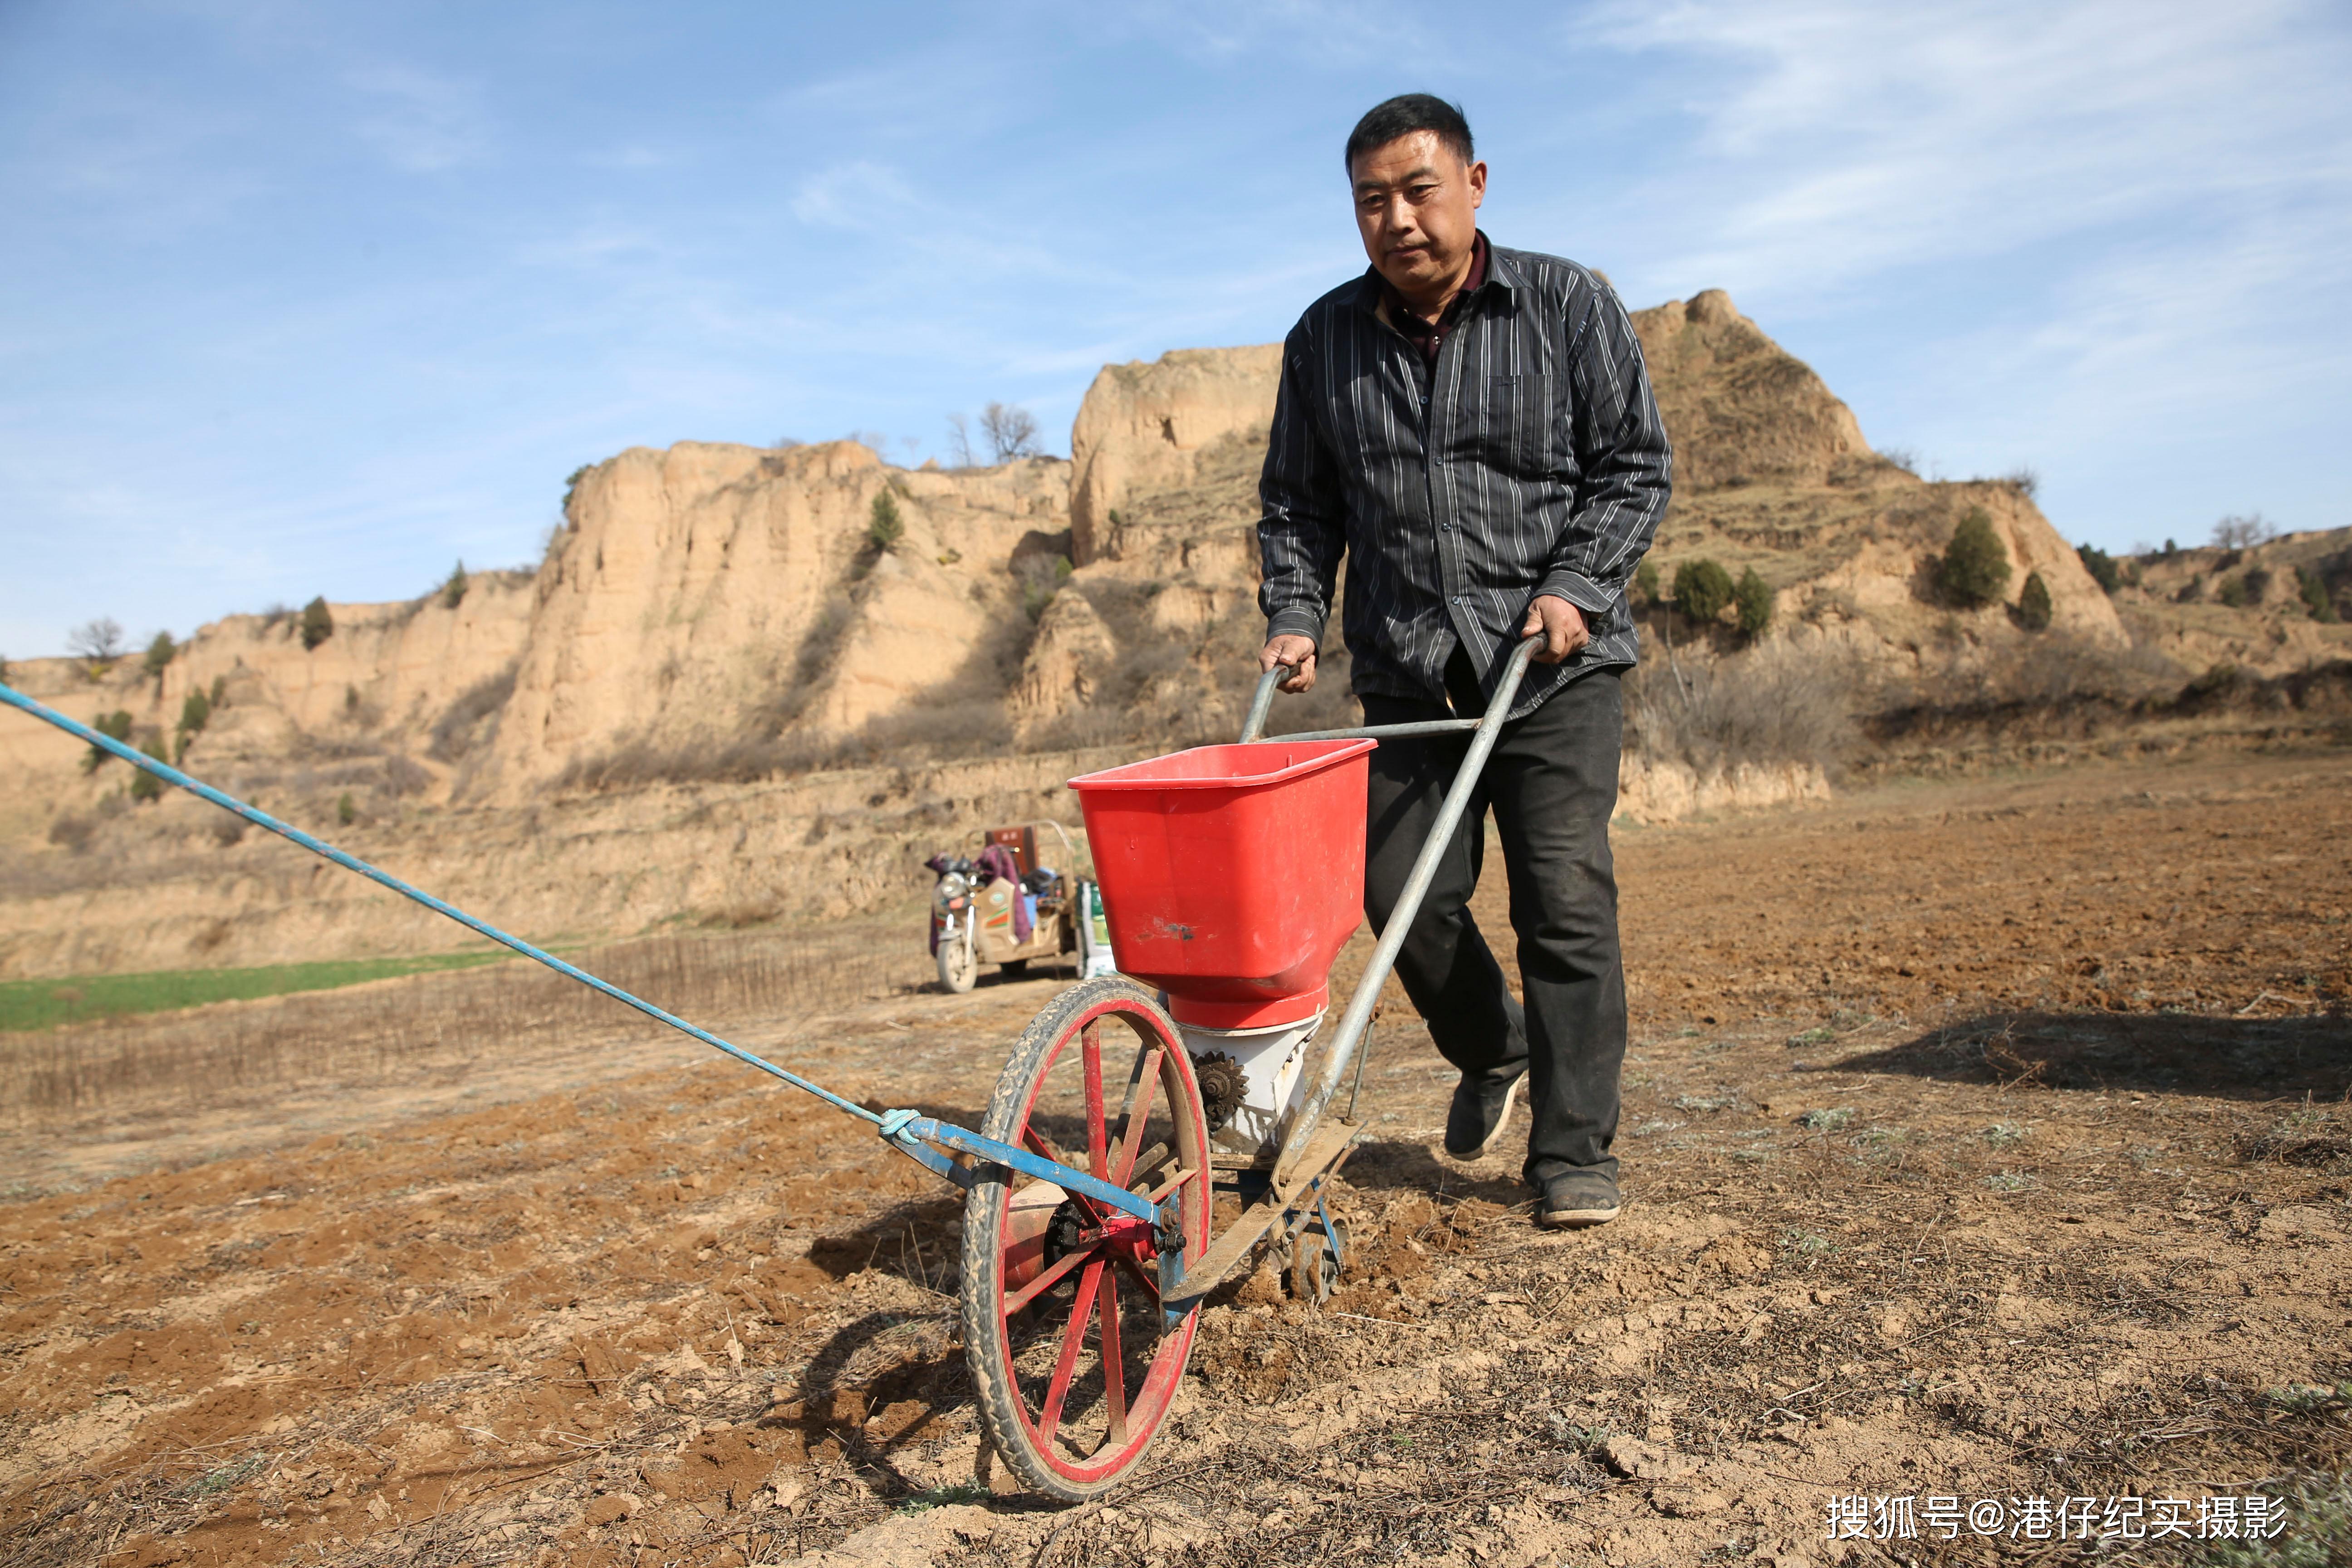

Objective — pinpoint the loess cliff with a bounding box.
[5,289,2342,978]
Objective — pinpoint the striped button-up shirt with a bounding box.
[1257,237,1673,716]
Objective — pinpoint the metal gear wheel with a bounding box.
[1190,1050,1247,1134]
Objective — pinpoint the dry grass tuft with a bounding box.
[1627,639,1862,774]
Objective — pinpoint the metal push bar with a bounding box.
[0,683,1161,1235]
[1162,634,1541,1303]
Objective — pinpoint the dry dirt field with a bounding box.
[3,750,2349,1568]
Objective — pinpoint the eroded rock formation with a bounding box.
[11,289,2289,975]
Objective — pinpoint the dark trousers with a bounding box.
[1361,653,1627,1187]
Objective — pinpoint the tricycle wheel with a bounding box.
[937,928,977,994]
[960,977,1210,1500]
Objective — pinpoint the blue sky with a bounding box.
[3,0,2347,657]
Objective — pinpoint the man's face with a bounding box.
[1351,131,1487,301]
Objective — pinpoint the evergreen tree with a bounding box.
[81,709,133,773]
[1734,568,1774,638]
[128,732,169,802]
[2297,566,2339,623]
[1940,509,2012,606]
[2017,571,2053,631]
[867,491,905,553]
[1672,559,1735,623]
[300,596,334,650]
[2075,543,2121,593]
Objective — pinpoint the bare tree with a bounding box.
[946,413,974,468]
[2212,513,2277,549]
[900,436,922,466]
[980,402,1041,462]
[67,617,125,663]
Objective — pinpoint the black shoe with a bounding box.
[1443,1067,1526,1160]
[1536,1169,1621,1230]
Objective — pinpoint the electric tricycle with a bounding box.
[924,821,1099,994]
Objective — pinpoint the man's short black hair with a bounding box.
[1345,94,1474,175]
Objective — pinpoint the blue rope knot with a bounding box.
[877,1108,923,1143]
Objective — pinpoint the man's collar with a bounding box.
[1477,237,1522,295]
[1355,230,1512,316]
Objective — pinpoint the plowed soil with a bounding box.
[3,751,2348,1568]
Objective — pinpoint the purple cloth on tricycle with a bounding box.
[977,844,1032,941]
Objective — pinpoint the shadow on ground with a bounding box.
[1342,1137,1527,1205]
[1836,1010,2352,1100]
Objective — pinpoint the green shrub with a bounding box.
[81,710,133,773]
[1940,508,2011,606]
[2298,566,2340,623]
[562,464,590,522]
[210,675,227,707]
[337,792,358,826]
[440,561,468,610]
[142,632,177,678]
[2218,575,2250,608]
[176,688,211,741]
[2075,543,2121,593]
[2017,571,2053,631]
[1672,559,1735,622]
[299,597,334,651]
[867,491,905,554]
[1733,567,1773,637]
[128,732,169,803]
[1632,558,1661,608]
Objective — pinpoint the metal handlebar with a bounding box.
[1239,654,1300,744]
[1265,633,1545,1188]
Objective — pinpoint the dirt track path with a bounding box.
[2,751,2347,1566]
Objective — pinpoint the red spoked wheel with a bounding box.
[960,977,1210,1500]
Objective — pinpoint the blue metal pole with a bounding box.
[0,680,1165,1228]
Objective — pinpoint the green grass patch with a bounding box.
[895,1484,991,1514]
[0,951,511,1032]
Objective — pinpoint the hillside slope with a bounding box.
[4,291,2341,978]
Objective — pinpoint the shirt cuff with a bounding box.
[1534,570,1612,618]
[1265,606,1327,646]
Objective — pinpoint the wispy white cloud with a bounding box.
[5,0,2347,650]
[1577,0,2352,301]
[1545,0,2352,540]
[788,160,924,231]
[346,64,491,173]
[1081,0,1455,68]
[1,78,269,242]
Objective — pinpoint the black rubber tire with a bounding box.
[960,977,1209,1500]
[937,930,977,994]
